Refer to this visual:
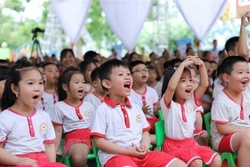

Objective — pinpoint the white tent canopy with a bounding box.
[51,0,227,50]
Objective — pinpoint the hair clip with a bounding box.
[173,67,177,70]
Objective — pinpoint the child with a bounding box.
[50,67,94,167]
[189,67,210,146]
[79,60,98,94]
[211,56,250,167]
[0,66,9,111]
[37,63,59,113]
[161,56,221,167]
[83,67,106,109]
[146,65,162,98]
[0,60,65,167]
[90,59,187,167]
[129,60,159,133]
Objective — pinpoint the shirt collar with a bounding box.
[104,95,132,108]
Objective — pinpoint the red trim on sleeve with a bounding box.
[90,132,106,138]
[193,92,202,106]
[0,139,6,145]
[163,96,171,109]
[143,126,151,132]
[52,121,62,126]
[44,139,56,144]
[212,120,228,124]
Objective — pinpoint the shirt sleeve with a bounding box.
[43,113,56,144]
[211,101,229,124]
[90,105,107,138]
[0,118,8,144]
[49,104,63,126]
[139,108,150,132]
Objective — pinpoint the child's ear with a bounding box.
[10,84,19,96]
[62,83,69,92]
[102,79,111,89]
[222,73,230,83]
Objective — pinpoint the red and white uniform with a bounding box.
[0,108,55,155]
[160,93,218,166]
[211,90,250,150]
[90,96,176,167]
[129,86,158,118]
[83,92,103,109]
[50,101,94,133]
[36,91,58,114]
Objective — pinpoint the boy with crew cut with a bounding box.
[211,56,250,167]
[90,59,187,167]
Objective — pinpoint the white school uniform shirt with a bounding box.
[36,91,58,114]
[160,93,201,140]
[211,90,250,150]
[90,96,150,166]
[83,92,103,110]
[129,86,158,118]
[85,83,92,92]
[0,108,55,155]
[212,83,224,99]
[147,82,163,97]
[50,101,94,133]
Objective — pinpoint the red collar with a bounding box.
[104,95,132,108]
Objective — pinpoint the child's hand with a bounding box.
[181,56,195,67]
[136,144,147,153]
[128,144,147,159]
[193,57,204,67]
[142,105,151,115]
[241,12,250,28]
[16,157,39,167]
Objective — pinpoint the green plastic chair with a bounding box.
[158,109,164,120]
[58,139,101,167]
[204,112,237,167]
[155,120,165,151]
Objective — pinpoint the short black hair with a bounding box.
[99,59,128,91]
[0,59,9,66]
[83,50,98,61]
[42,62,58,69]
[224,36,239,53]
[79,59,97,75]
[60,48,75,61]
[91,67,100,82]
[129,60,146,73]
[220,56,247,75]
[0,66,10,81]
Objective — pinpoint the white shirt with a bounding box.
[83,93,103,110]
[50,101,94,133]
[160,93,201,140]
[211,90,250,150]
[90,96,150,166]
[213,83,224,99]
[129,86,158,118]
[36,91,58,114]
[0,108,55,155]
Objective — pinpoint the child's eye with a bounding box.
[28,82,33,85]
[82,81,85,84]
[118,73,123,76]
[39,81,44,85]
[238,71,243,74]
[247,71,250,74]
[75,81,79,84]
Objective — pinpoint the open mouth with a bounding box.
[185,89,192,93]
[78,90,84,93]
[241,80,248,84]
[124,82,131,89]
[33,95,39,99]
[142,76,147,79]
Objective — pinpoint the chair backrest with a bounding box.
[204,112,211,138]
[158,109,164,120]
[155,120,166,151]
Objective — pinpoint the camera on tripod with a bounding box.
[31,27,44,40]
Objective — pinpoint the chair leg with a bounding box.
[221,152,235,167]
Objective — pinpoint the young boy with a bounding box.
[211,56,250,167]
[83,68,106,109]
[37,63,59,113]
[90,59,187,167]
[129,60,159,133]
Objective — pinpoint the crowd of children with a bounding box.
[1,11,250,167]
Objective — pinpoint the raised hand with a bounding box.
[241,12,250,28]
[142,105,151,115]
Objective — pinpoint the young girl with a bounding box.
[0,60,65,167]
[50,67,94,167]
[79,60,97,94]
[37,63,59,113]
[161,56,221,167]
[147,65,162,98]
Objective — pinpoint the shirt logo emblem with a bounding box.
[40,123,47,132]
[136,114,142,123]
